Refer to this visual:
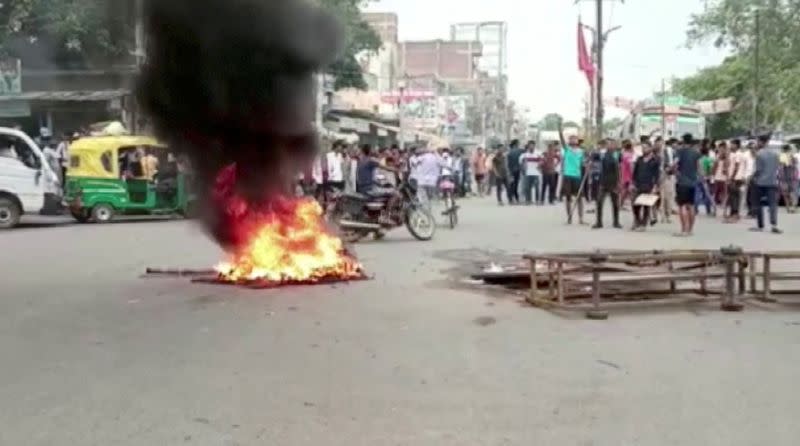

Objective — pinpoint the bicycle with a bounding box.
[438,174,459,229]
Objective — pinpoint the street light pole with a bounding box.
[398,78,407,150]
[661,78,667,137]
[582,23,620,141]
[752,8,760,135]
[594,0,604,143]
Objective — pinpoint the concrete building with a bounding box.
[450,22,507,79]
[358,45,399,93]
[450,22,510,144]
[362,12,399,44]
[398,40,482,83]
[360,12,400,94]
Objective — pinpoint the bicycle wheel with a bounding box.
[446,194,456,229]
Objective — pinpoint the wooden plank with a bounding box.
[564,271,727,286]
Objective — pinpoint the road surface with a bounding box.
[2,199,800,445]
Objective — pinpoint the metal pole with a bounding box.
[661,78,667,137]
[589,31,597,139]
[752,8,760,135]
[594,0,604,143]
[132,0,145,133]
[135,0,145,66]
[398,83,406,151]
[315,74,324,132]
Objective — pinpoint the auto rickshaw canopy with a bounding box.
[67,135,167,179]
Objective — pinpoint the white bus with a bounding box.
[617,102,706,141]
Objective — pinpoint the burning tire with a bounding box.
[405,207,435,241]
[91,204,115,223]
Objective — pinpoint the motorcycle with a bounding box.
[326,180,436,243]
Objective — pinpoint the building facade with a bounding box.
[398,40,482,82]
[362,12,399,45]
[450,22,507,79]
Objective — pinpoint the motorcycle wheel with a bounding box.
[405,206,436,241]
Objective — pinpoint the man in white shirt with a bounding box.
[325,140,346,192]
[41,138,60,176]
[726,139,749,222]
[519,141,543,204]
[415,147,444,209]
[56,133,71,186]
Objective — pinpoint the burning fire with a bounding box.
[212,164,364,284]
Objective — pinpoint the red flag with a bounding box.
[577,21,595,87]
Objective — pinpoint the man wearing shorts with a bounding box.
[560,134,585,224]
[673,133,702,236]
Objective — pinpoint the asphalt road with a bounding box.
[3,199,800,445]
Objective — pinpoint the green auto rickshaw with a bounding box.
[64,135,197,223]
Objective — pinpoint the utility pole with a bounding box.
[134,0,145,67]
[594,0,604,143]
[661,78,667,137]
[752,8,760,135]
[578,0,623,141]
[398,77,407,150]
[582,22,620,140]
[131,0,145,133]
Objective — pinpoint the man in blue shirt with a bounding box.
[356,144,397,195]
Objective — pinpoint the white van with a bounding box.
[0,127,63,228]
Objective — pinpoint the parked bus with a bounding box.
[617,101,706,141]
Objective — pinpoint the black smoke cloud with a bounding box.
[136,0,343,248]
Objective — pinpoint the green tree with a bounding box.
[318,0,381,90]
[671,56,751,137]
[602,117,624,136]
[537,113,564,131]
[0,0,132,66]
[0,0,380,88]
[684,0,800,132]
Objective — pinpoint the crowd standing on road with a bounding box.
[415,128,797,238]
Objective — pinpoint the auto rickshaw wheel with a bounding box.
[91,204,115,223]
[70,209,91,223]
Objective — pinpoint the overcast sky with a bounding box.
[365,0,727,121]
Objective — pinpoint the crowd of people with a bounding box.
[299,140,473,208]
[300,131,798,237]
[468,132,798,236]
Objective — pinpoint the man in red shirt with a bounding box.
[540,143,560,205]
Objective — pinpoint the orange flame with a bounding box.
[215,198,363,283]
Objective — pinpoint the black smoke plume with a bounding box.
[136,0,343,249]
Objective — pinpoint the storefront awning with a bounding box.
[0,89,129,102]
